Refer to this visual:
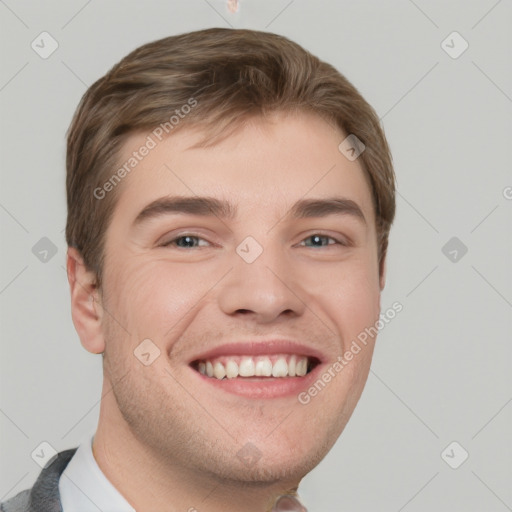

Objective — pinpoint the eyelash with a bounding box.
[161,233,348,249]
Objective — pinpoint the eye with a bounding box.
[161,234,210,248]
[299,234,346,248]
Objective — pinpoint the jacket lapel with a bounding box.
[28,448,77,512]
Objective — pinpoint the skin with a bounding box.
[67,111,386,512]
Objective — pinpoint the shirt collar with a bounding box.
[58,430,136,512]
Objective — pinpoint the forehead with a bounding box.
[111,111,375,223]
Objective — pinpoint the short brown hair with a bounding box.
[66,28,395,288]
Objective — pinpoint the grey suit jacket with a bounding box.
[1,449,77,512]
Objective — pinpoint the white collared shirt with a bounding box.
[58,430,136,512]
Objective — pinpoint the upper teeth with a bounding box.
[197,355,309,379]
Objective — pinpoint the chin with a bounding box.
[205,437,333,486]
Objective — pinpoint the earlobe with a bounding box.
[67,247,106,354]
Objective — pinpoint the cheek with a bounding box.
[108,258,224,339]
[305,257,381,341]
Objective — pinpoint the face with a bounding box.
[89,111,383,484]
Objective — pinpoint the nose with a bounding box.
[217,243,306,324]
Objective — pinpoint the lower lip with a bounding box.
[192,364,323,399]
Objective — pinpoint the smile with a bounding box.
[187,340,325,399]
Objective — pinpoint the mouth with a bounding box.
[188,340,325,399]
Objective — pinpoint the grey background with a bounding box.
[1,1,511,510]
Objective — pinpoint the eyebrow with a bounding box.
[132,195,366,226]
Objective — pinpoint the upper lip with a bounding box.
[189,339,327,364]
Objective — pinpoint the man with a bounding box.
[1,27,395,512]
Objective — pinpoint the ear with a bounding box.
[66,247,105,354]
